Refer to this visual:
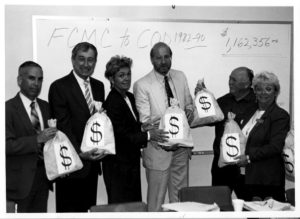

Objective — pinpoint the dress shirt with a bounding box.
[242,110,265,138]
[124,95,150,140]
[124,95,137,121]
[153,70,176,108]
[73,71,94,101]
[19,92,44,130]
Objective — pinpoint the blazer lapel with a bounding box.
[149,70,168,114]
[90,78,101,102]
[36,98,49,129]
[68,72,90,114]
[126,91,140,122]
[111,88,137,122]
[247,103,276,139]
[169,70,183,109]
[130,97,140,122]
[14,94,36,134]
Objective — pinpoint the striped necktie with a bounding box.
[84,80,94,114]
[30,101,41,133]
[164,76,174,107]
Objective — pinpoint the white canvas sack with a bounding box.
[282,129,294,182]
[219,112,246,167]
[191,79,224,128]
[159,98,193,148]
[81,102,116,154]
[44,119,83,180]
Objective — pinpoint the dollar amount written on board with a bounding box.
[224,37,279,53]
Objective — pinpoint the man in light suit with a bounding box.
[48,42,106,212]
[133,42,194,211]
[6,61,57,212]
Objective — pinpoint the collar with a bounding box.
[153,69,171,83]
[229,89,255,103]
[73,70,90,84]
[111,87,128,99]
[19,92,37,106]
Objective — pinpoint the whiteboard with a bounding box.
[33,16,292,152]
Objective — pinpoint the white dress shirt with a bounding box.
[19,92,44,130]
[73,70,94,101]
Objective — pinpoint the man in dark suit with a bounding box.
[210,67,257,198]
[48,42,106,212]
[6,61,57,212]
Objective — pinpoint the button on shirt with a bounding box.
[19,92,44,131]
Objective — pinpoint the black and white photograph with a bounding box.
[2,1,299,218]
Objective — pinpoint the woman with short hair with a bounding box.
[236,71,290,202]
[102,55,167,204]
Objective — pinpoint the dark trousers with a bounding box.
[220,173,286,202]
[242,183,286,202]
[55,168,98,212]
[103,160,142,204]
[17,163,49,212]
[211,157,241,193]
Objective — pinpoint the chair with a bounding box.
[178,186,234,211]
[89,201,147,212]
[286,188,295,206]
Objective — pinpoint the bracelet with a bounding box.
[246,155,251,164]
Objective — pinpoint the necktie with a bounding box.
[164,76,174,106]
[84,80,94,114]
[30,101,41,133]
[31,102,43,160]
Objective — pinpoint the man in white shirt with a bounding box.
[133,42,194,211]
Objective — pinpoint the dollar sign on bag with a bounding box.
[90,121,102,145]
[169,116,179,138]
[199,96,211,112]
[282,153,294,173]
[60,145,72,170]
[225,136,239,157]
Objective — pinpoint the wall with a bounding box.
[5,5,294,213]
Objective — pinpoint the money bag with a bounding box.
[282,129,294,182]
[158,98,193,148]
[190,79,224,128]
[218,112,246,167]
[43,119,83,180]
[81,102,116,154]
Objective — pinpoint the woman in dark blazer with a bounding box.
[236,71,290,202]
[102,55,167,204]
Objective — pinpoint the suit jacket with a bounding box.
[133,69,193,170]
[103,88,147,164]
[6,93,51,201]
[48,72,105,178]
[245,103,290,186]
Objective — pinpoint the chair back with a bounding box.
[178,186,233,211]
[89,201,147,212]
